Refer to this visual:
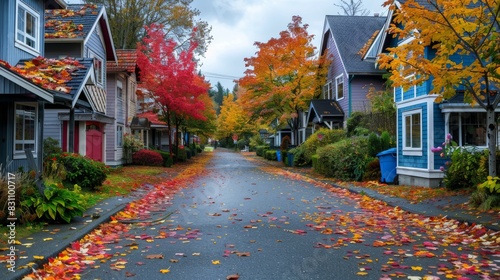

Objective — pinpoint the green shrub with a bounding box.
[316,137,370,181]
[56,153,108,190]
[176,147,188,162]
[154,150,174,167]
[444,148,486,190]
[43,137,62,159]
[301,128,345,163]
[311,154,320,170]
[290,145,309,167]
[265,150,277,161]
[380,131,393,151]
[0,170,39,224]
[249,134,266,150]
[21,184,86,223]
[346,112,365,137]
[123,134,144,164]
[367,132,381,157]
[256,145,270,157]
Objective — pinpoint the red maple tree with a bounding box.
[136,24,209,156]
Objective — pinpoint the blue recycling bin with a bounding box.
[276,150,282,162]
[376,148,397,183]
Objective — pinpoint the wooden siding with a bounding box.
[0,0,45,64]
[43,109,63,143]
[325,33,350,115]
[45,43,83,59]
[85,28,107,87]
[397,103,429,169]
[350,75,385,113]
[0,77,30,95]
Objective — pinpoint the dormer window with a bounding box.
[89,51,104,87]
[15,1,40,55]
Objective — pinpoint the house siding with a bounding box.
[43,109,63,144]
[85,28,107,87]
[431,103,447,170]
[350,75,385,113]
[0,0,45,65]
[397,102,428,169]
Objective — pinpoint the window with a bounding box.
[336,75,344,100]
[90,51,104,86]
[14,103,37,157]
[449,112,487,146]
[16,1,40,54]
[403,110,421,150]
[117,125,123,147]
[117,81,123,99]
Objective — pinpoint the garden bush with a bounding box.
[176,146,188,162]
[301,128,346,164]
[443,148,486,190]
[256,145,270,157]
[265,150,277,161]
[43,137,62,159]
[154,150,174,167]
[56,153,108,190]
[315,137,370,181]
[132,149,163,166]
[0,170,39,224]
[21,184,86,223]
[362,157,381,181]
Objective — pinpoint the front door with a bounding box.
[86,128,103,162]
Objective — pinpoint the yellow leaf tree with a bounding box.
[378,0,500,176]
[216,95,254,141]
[238,16,331,145]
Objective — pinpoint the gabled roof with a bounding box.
[0,62,54,103]
[307,99,344,124]
[322,15,387,75]
[45,4,117,61]
[107,49,137,73]
[137,111,167,126]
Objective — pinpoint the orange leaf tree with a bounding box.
[378,0,500,176]
[137,24,209,156]
[238,16,330,145]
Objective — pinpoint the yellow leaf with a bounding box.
[212,260,221,265]
[356,271,368,276]
[43,238,53,241]
[160,268,170,274]
[33,256,44,260]
[411,266,423,271]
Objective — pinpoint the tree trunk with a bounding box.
[486,108,497,177]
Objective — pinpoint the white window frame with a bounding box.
[13,102,38,159]
[116,125,123,147]
[402,109,422,156]
[89,51,104,87]
[15,0,40,56]
[335,74,344,100]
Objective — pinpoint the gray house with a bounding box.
[307,15,388,134]
[42,4,117,163]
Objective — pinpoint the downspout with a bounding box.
[348,75,354,117]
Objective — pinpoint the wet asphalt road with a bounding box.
[82,150,497,280]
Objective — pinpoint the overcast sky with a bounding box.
[191,0,388,91]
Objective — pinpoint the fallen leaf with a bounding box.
[212,260,221,265]
[33,256,44,260]
[160,268,170,274]
[226,273,240,280]
[146,254,164,259]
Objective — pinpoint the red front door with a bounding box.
[86,129,103,162]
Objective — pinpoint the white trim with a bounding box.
[397,166,445,179]
[72,64,95,109]
[427,100,435,170]
[15,0,40,56]
[402,109,422,155]
[335,74,344,100]
[88,50,104,87]
[396,94,437,107]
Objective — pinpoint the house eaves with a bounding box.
[0,67,54,103]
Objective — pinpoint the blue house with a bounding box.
[0,0,69,173]
[370,0,500,187]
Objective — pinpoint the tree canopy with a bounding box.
[238,16,330,144]
[378,0,500,176]
[136,24,210,155]
[86,0,212,54]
